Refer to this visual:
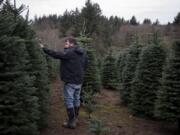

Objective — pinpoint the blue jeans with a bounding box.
[64,83,82,109]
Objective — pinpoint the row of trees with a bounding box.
[75,31,179,131]
[0,1,53,134]
[100,33,180,129]
[114,34,179,129]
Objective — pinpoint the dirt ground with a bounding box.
[40,78,178,135]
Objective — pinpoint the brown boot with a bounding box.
[63,108,76,129]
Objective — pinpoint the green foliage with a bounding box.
[25,40,50,128]
[97,58,103,86]
[77,35,101,95]
[0,1,50,134]
[46,56,58,79]
[89,118,111,135]
[84,101,95,119]
[81,85,94,103]
[81,85,95,119]
[117,49,128,103]
[120,36,141,104]
[155,41,180,123]
[0,4,38,135]
[60,9,81,36]
[102,50,118,89]
[0,36,39,135]
[130,37,166,117]
[117,50,128,84]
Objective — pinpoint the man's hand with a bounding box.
[39,43,44,48]
[38,38,44,48]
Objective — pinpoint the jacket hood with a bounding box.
[74,45,84,55]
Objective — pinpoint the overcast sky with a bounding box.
[17,0,180,24]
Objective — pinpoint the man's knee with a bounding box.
[64,97,74,108]
[74,97,81,107]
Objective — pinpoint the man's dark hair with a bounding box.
[65,37,77,45]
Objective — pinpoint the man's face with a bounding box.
[64,40,74,48]
[64,40,70,48]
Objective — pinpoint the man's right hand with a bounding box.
[39,43,44,48]
[38,38,44,48]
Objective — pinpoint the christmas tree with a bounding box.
[102,50,118,89]
[120,36,141,104]
[130,34,165,117]
[0,1,50,134]
[25,40,50,128]
[0,22,39,135]
[155,40,180,130]
[77,34,101,100]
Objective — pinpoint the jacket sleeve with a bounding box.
[42,48,72,59]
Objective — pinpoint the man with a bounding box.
[39,37,88,129]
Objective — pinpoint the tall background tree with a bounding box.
[173,12,180,25]
[130,16,138,25]
[81,0,102,36]
[143,18,152,25]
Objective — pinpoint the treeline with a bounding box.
[33,0,180,56]
[0,1,55,135]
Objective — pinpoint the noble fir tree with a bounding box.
[7,1,50,128]
[44,52,58,79]
[102,50,118,89]
[117,49,128,86]
[13,2,50,128]
[0,1,50,134]
[130,34,166,117]
[117,49,128,103]
[155,41,180,131]
[0,8,39,135]
[120,36,141,105]
[77,34,101,97]
[89,119,111,135]
[25,40,50,128]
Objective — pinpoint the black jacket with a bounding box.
[43,45,88,84]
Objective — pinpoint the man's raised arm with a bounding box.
[39,43,71,59]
